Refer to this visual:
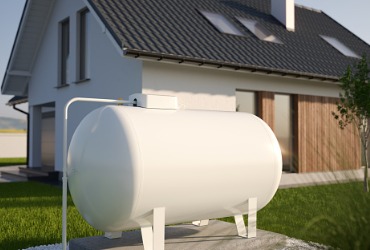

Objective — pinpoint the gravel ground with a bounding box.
[284,238,328,249]
[22,244,65,250]
[22,238,327,250]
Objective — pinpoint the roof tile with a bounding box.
[88,0,370,79]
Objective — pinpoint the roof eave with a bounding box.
[1,0,28,96]
[6,96,28,106]
[124,49,339,82]
[1,0,56,96]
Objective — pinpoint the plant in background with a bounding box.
[332,54,370,192]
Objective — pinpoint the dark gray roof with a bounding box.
[87,0,370,80]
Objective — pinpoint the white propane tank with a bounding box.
[67,103,282,232]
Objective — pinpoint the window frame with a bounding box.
[236,17,282,44]
[200,10,243,36]
[320,35,360,58]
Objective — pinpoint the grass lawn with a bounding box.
[0,158,27,167]
[0,181,369,250]
[221,182,370,250]
[0,182,101,249]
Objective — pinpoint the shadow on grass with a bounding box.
[0,238,61,250]
[0,182,61,198]
[0,198,75,209]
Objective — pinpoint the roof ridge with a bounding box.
[295,4,322,13]
[320,11,370,48]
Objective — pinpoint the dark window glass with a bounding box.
[200,11,242,36]
[275,94,293,171]
[60,19,70,85]
[79,9,90,80]
[236,90,256,114]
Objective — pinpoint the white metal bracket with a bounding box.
[234,214,247,238]
[129,93,178,110]
[141,207,166,250]
[192,219,209,227]
[104,231,122,239]
[234,197,257,238]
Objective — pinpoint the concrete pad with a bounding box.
[279,168,365,189]
[69,220,322,250]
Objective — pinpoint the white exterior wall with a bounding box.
[0,133,27,158]
[28,0,142,171]
[142,61,341,112]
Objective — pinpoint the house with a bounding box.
[2,0,370,176]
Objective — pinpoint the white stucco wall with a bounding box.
[28,0,142,171]
[142,61,341,111]
[0,133,27,158]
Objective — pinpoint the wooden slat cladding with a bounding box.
[296,95,361,172]
[258,91,274,130]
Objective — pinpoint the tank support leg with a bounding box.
[141,226,153,250]
[104,231,122,239]
[234,214,247,238]
[192,219,209,227]
[141,207,166,250]
[247,197,257,238]
[234,197,257,239]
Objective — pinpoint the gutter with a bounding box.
[123,48,339,82]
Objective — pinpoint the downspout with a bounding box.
[12,105,29,168]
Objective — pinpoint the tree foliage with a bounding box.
[332,54,370,192]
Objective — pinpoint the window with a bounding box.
[236,90,257,114]
[200,11,242,36]
[78,9,91,81]
[274,94,294,172]
[320,35,360,58]
[237,17,282,44]
[59,19,70,86]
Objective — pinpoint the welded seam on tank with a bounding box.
[255,117,282,206]
[117,106,144,220]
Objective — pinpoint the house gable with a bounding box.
[1,0,125,97]
[23,0,142,171]
[1,0,56,96]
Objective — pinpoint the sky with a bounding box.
[0,0,369,120]
[0,0,26,119]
